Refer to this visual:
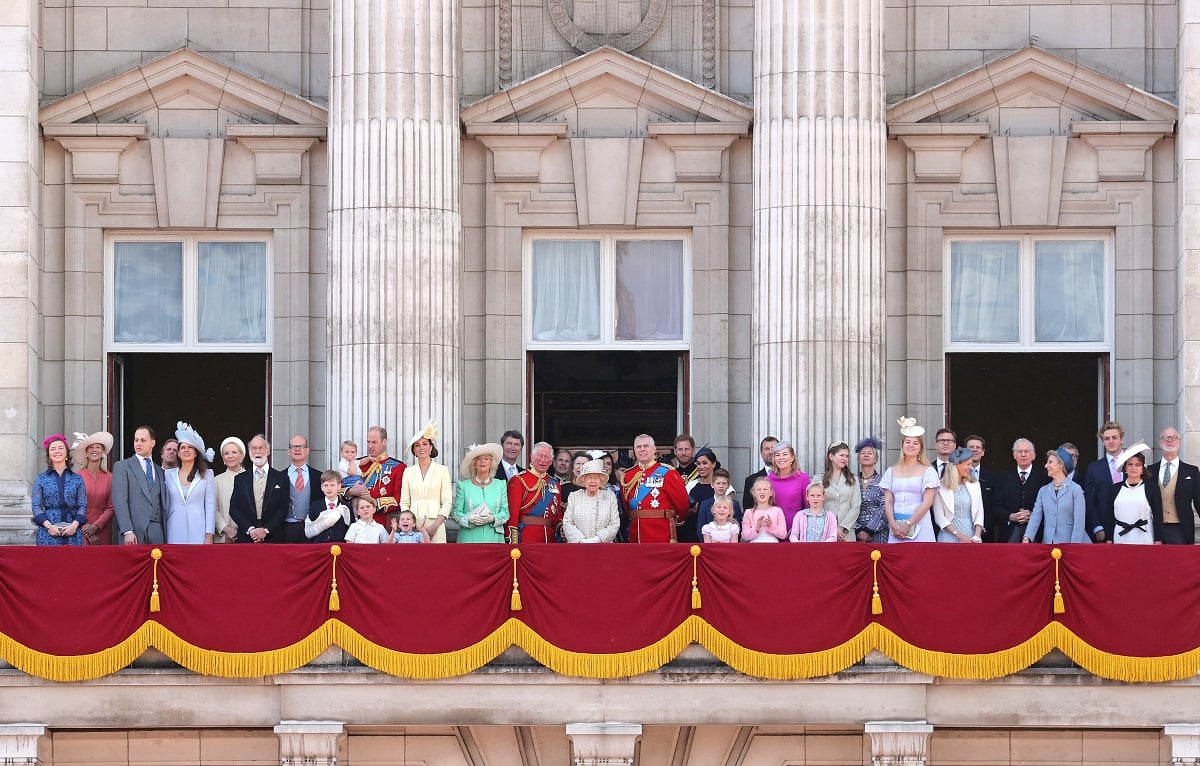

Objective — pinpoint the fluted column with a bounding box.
[327,0,462,457]
[751,0,886,468]
[1177,0,1200,461]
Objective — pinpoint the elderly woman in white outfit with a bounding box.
[562,459,620,543]
[164,421,216,544]
[399,421,453,542]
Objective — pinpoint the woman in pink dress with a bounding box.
[71,431,114,545]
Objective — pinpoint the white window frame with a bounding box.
[523,231,693,350]
[942,231,1113,353]
[104,232,273,353]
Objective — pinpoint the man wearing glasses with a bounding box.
[931,429,957,478]
[283,435,324,543]
[1148,427,1200,544]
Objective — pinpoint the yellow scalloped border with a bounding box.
[3,618,1199,683]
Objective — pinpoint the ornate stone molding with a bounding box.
[647,123,747,183]
[42,124,145,183]
[891,123,989,183]
[547,0,667,53]
[0,724,46,766]
[228,126,322,184]
[701,0,717,88]
[1071,120,1173,182]
[274,722,346,766]
[1165,725,1200,766]
[467,124,567,183]
[864,722,933,766]
[566,723,641,766]
[498,0,513,86]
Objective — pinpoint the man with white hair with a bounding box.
[505,441,562,543]
[620,434,690,543]
[993,437,1049,543]
[1147,426,1200,544]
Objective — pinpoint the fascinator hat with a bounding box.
[70,431,114,465]
[896,416,925,438]
[854,436,882,454]
[460,442,503,479]
[408,420,440,458]
[175,421,215,462]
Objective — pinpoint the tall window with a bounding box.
[526,233,689,348]
[108,234,271,351]
[945,235,1110,350]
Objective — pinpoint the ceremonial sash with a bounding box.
[630,464,669,509]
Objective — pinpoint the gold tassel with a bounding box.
[690,544,702,609]
[328,545,342,612]
[510,548,523,611]
[149,548,163,613]
[870,549,883,615]
[1051,547,1065,614]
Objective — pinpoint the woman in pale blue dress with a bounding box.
[933,447,984,543]
[164,422,216,544]
[880,417,939,543]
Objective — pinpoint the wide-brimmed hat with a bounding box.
[461,442,503,479]
[70,431,113,465]
[408,420,439,458]
[578,458,608,480]
[1114,441,1150,471]
[897,416,925,438]
[175,421,215,462]
[948,446,974,465]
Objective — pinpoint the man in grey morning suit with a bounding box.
[112,425,167,545]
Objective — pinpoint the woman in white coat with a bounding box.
[164,422,216,544]
[932,447,984,543]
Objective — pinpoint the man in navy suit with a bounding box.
[1147,426,1200,544]
[1083,421,1125,543]
[964,434,1000,537]
[229,434,289,542]
[994,437,1050,542]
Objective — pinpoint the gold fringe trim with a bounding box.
[330,619,515,679]
[514,617,702,678]
[147,620,334,677]
[0,626,152,682]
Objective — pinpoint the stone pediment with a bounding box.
[888,46,1175,131]
[461,46,752,135]
[39,48,326,135]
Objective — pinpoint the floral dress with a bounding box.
[856,472,887,544]
[32,468,87,546]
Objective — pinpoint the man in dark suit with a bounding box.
[741,435,778,507]
[281,433,326,543]
[112,425,167,545]
[994,437,1050,542]
[1083,421,1125,543]
[229,434,289,542]
[1147,426,1200,544]
[1059,442,1084,487]
[964,434,1000,536]
[931,428,957,478]
[495,430,525,482]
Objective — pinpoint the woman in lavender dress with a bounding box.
[880,418,939,543]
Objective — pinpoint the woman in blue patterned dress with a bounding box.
[854,437,888,544]
[32,434,87,546]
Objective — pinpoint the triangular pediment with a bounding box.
[40,48,326,134]
[888,46,1175,130]
[462,46,752,134]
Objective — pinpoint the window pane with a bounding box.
[531,240,601,342]
[615,240,684,341]
[198,242,268,343]
[114,241,183,343]
[1035,241,1105,342]
[949,241,1019,343]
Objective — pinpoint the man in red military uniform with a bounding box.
[621,434,690,543]
[345,425,406,525]
[506,441,562,543]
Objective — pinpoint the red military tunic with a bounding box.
[621,461,690,543]
[506,470,562,543]
[359,454,406,525]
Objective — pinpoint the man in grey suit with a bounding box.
[112,425,167,545]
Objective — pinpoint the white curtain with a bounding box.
[531,240,602,341]
[615,240,683,341]
[197,242,267,343]
[113,241,183,343]
[949,241,1020,343]
[1035,241,1105,342]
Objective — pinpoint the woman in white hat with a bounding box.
[562,458,620,543]
[450,443,509,543]
[1100,442,1161,545]
[881,417,939,542]
[399,421,453,543]
[71,430,114,544]
[212,436,246,543]
[164,421,216,544]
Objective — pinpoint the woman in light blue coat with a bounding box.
[164,421,216,544]
[1023,448,1090,544]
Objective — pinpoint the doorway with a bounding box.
[107,353,271,461]
[946,352,1107,470]
[530,350,686,452]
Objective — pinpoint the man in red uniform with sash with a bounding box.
[622,434,690,543]
[506,441,562,543]
[346,425,406,525]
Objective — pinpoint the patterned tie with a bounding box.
[144,458,155,485]
[1019,470,1027,485]
[295,468,305,492]
[1164,462,1173,488]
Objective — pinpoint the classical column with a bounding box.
[750,0,886,467]
[275,722,346,766]
[327,0,463,458]
[1177,0,1200,460]
[864,722,933,766]
[565,723,641,766]
[0,725,47,765]
[1164,725,1200,765]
